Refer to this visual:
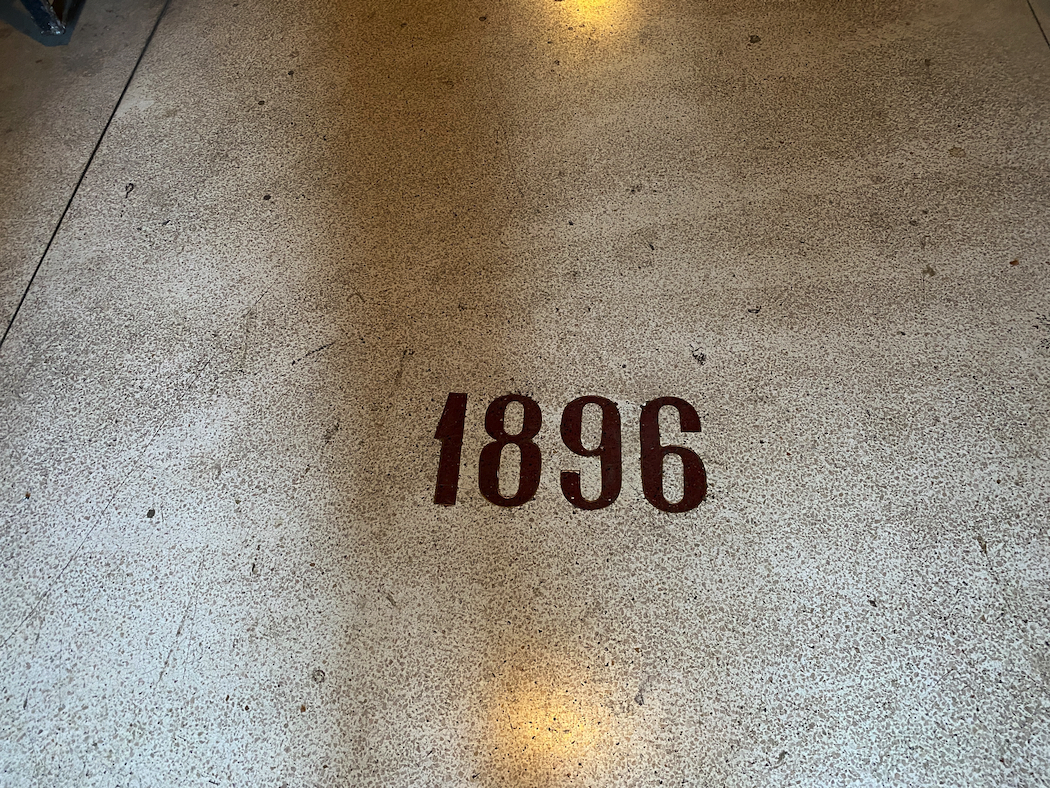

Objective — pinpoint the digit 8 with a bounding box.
[478,394,543,507]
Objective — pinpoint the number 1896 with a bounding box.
[433,393,707,513]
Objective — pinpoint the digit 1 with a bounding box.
[639,397,707,513]
[433,393,468,506]
[560,396,622,510]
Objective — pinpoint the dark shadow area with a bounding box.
[0,0,85,45]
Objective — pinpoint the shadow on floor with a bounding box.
[0,0,84,46]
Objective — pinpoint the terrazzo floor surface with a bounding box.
[1,0,1049,785]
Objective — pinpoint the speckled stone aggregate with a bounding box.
[1,0,1048,785]
[0,0,165,330]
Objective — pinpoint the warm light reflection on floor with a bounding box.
[486,669,634,783]
[499,688,607,753]
[546,0,639,34]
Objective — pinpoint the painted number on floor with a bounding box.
[433,393,707,512]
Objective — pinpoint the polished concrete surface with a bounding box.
[1,0,1049,785]
[0,0,165,330]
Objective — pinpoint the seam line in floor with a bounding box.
[1027,0,1050,49]
[0,0,176,355]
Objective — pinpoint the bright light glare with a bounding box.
[550,0,637,32]
[497,688,608,755]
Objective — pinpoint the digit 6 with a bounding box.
[478,394,542,507]
[639,397,706,513]
[560,396,622,510]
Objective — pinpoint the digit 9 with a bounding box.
[559,395,622,509]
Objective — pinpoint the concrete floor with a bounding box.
[1,0,1049,785]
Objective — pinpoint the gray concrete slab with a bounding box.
[0,0,165,333]
[1032,0,1050,40]
[1,0,1048,785]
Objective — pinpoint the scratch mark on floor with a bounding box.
[240,309,253,370]
[239,285,275,371]
[156,551,206,689]
[0,359,213,648]
[291,341,335,366]
[391,348,414,389]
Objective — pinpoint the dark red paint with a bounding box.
[478,394,542,507]
[559,395,622,510]
[433,392,468,505]
[639,397,707,512]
